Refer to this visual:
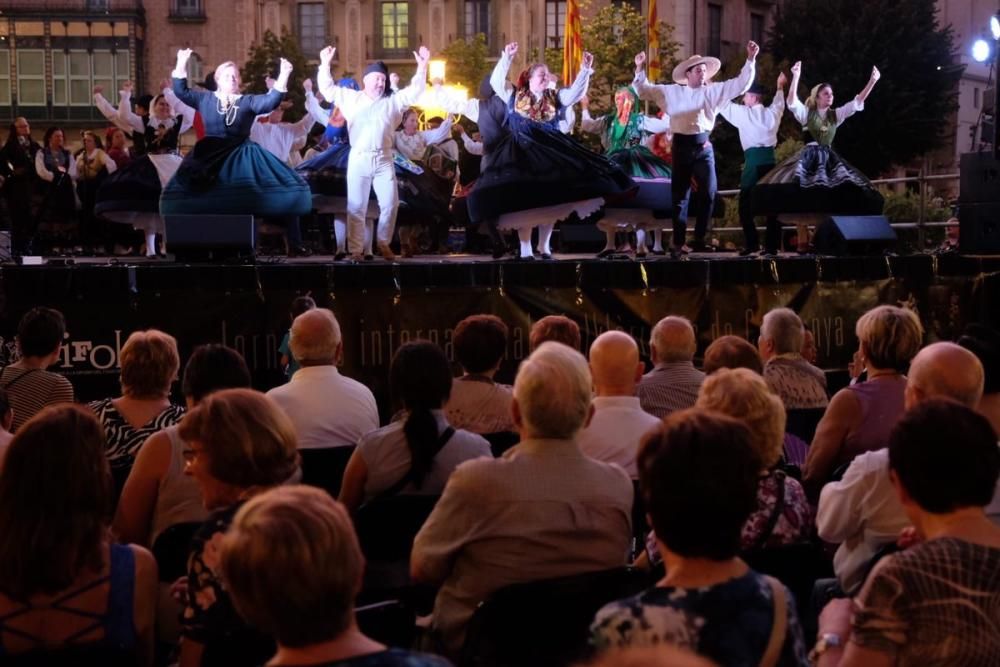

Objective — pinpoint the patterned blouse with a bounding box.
[89,398,185,475]
[590,572,810,666]
[851,537,1000,665]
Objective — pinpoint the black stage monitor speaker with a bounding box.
[164,214,256,262]
[812,215,896,256]
[959,202,1000,254]
[960,151,1000,204]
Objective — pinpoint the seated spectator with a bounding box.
[267,308,379,449]
[278,295,316,381]
[219,485,451,667]
[90,329,184,496]
[0,388,13,468]
[0,404,156,663]
[339,341,490,511]
[444,314,515,434]
[814,400,1000,666]
[758,307,828,410]
[817,342,990,594]
[578,331,661,478]
[529,314,581,351]
[590,410,809,665]
[114,344,251,547]
[805,305,923,497]
[802,326,818,365]
[638,316,705,418]
[703,334,763,375]
[0,306,74,432]
[412,342,633,657]
[177,388,301,667]
[584,646,717,667]
[958,323,1000,436]
[697,368,812,550]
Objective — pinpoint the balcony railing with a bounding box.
[0,0,142,10]
[168,1,206,22]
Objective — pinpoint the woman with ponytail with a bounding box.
[339,340,491,512]
[752,61,883,253]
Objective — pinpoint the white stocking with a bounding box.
[334,217,347,253]
[145,232,157,257]
[537,223,554,255]
[517,226,534,258]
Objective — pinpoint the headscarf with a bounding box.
[604,86,642,153]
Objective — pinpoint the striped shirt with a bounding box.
[0,365,75,432]
[637,362,706,419]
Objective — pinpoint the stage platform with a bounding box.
[1,250,997,410]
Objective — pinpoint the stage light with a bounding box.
[991,14,1000,40]
[972,38,991,63]
[429,60,446,83]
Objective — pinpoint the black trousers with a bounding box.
[670,135,716,248]
[739,163,782,252]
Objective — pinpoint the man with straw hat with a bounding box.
[719,72,788,256]
[634,42,759,258]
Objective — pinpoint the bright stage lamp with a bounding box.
[991,14,1000,40]
[972,38,991,63]
[429,60,446,82]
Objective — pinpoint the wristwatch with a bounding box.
[808,632,842,662]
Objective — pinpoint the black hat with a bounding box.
[363,61,389,79]
[136,94,154,111]
[746,82,769,96]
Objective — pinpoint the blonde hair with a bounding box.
[220,486,363,648]
[178,388,299,488]
[214,61,239,84]
[514,341,592,439]
[696,368,786,468]
[805,82,832,110]
[855,305,923,372]
[119,329,180,399]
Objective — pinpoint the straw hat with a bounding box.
[671,55,722,85]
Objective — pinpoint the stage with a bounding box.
[1,250,997,413]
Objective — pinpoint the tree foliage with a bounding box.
[439,33,493,91]
[240,29,311,122]
[769,0,962,175]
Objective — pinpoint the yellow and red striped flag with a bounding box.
[562,0,583,84]
[647,0,661,81]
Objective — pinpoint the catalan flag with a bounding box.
[562,0,583,84]
[647,0,661,81]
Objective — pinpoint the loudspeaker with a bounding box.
[959,152,1000,204]
[812,215,896,255]
[164,215,255,262]
[959,202,1000,254]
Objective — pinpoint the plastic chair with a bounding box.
[299,445,356,498]
[150,520,203,583]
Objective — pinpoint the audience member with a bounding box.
[814,400,1000,666]
[89,329,184,497]
[114,344,251,547]
[703,334,763,375]
[801,327,818,365]
[804,306,923,497]
[0,405,157,663]
[637,316,705,418]
[444,314,516,434]
[529,315,581,351]
[0,388,13,468]
[583,646,717,667]
[958,323,1000,436]
[177,388,301,667]
[0,306,74,432]
[590,410,808,665]
[578,331,661,478]
[816,342,987,593]
[340,341,490,511]
[278,295,316,381]
[220,486,452,667]
[412,342,633,657]
[758,308,828,410]
[267,308,379,449]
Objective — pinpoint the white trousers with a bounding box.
[347,149,399,255]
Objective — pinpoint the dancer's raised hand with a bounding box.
[746,41,759,60]
[93,84,103,95]
[634,51,646,69]
[175,48,193,69]
[159,78,171,91]
[580,95,589,110]
[413,46,431,68]
[582,51,594,69]
[504,42,519,58]
[279,58,293,76]
[319,46,336,65]
[870,66,880,83]
[303,78,313,93]
[790,61,801,76]
[122,80,134,93]
[777,72,788,90]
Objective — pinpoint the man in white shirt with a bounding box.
[578,331,661,478]
[266,308,378,449]
[817,342,1000,593]
[718,74,786,256]
[316,45,430,261]
[633,42,758,257]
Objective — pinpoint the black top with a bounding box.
[171,77,283,139]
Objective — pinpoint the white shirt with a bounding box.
[632,59,755,135]
[577,395,662,478]
[490,50,593,109]
[250,114,314,164]
[304,90,334,127]
[817,445,1000,593]
[579,108,671,151]
[460,133,483,156]
[786,95,863,132]
[118,87,196,137]
[35,148,78,182]
[266,365,379,450]
[393,117,454,162]
[718,90,785,150]
[317,66,427,153]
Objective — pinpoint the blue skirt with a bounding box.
[295,142,351,197]
[160,138,311,217]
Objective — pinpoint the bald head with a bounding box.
[590,331,643,395]
[289,308,342,366]
[906,342,984,409]
[650,316,697,365]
